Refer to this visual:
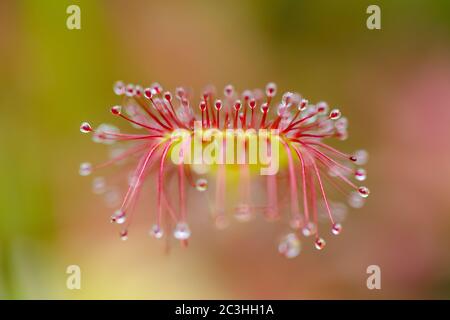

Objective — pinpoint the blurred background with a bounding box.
[1,0,450,299]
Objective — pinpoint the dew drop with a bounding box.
[224,84,234,97]
[316,101,329,114]
[329,109,341,120]
[79,162,92,176]
[92,177,106,194]
[125,84,135,97]
[314,237,326,250]
[260,102,269,113]
[353,149,369,165]
[234,204,253,222]
[242,90,253,101]
[110,209,126,224]
[143,87,153,99]
[110,105,122,115]
[281,92,293,105]
[149,224,164,239]
[265,82,277,97]
[302,222,317,237]
[164,91,172,102]
[113,81,125,95]
[199,101,207,111]
[135,85,143,97]
[355,168,367,181]
[151,82,163,94]
[298,99,308,111]
[233,100,242,111]
[332,223,342,235]
[120,230,128,241]
[358,186,370,198]
[278,233,301,258]
[176,87,186,99]
[173,222,191,240]
[195,178,208,192]
[80,122,92,133]
[249,98,257,109]
[214,99,222,110]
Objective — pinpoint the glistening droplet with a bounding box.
[353,149,369,165]
[314,237,326,250]
[92,177,106,194]
[110,209,126,224]
[113,81,125,95]
[79,162,92,176]
[331,223,342,235]
[329,109,341,120]
[80,122,92,133]
[278,233,301,258]
[173,222,191,240]
[265,82,277,97]
[355,168,367,181]
[149,224,164,239]
[302,222,317,237]
[195,179,208,192]
[358,186,370,198]
[234,204,252,222]
[120,230,128,241]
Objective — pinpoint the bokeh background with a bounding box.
[1,0,450,299]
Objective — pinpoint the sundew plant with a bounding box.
[80,81,369,258]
